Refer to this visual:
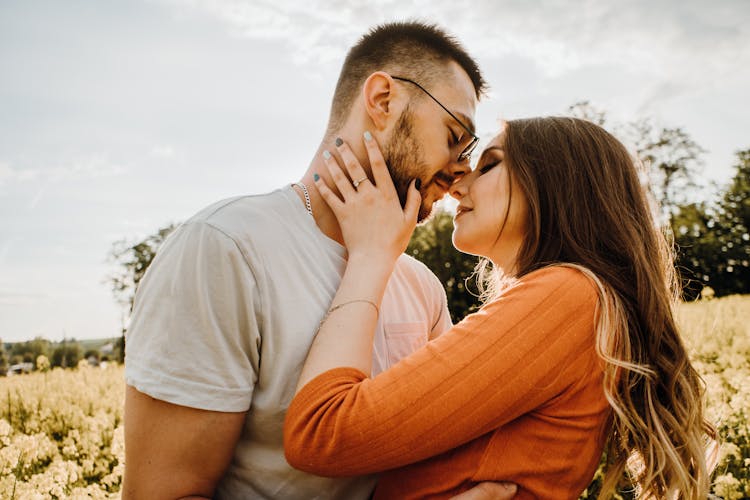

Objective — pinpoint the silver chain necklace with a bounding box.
[292,182,313,216]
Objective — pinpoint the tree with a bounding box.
[407,210,482,322]
[10,337,50,364]
[107,223,177,361]
[672,149,750,298]
[624,120,705,222]
[566,101,607,127]
[712,149,750,295]
[0,340,8,376]
[51,340,82,369]
[567,101,704,224]
[83,349,101,363]
[108,223,177,315]
[671,202,721,300]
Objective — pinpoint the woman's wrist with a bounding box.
[347,251,398,273]
[341,252,396,302]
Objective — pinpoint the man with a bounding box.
[123,22,516,499]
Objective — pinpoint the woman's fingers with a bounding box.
[313,173,344,213]
[403,179,422,224]
[319,134,419,226]
[313,135,420,260]
[363,131,398,199]
[322,150,356,199]
[334,138,371,192]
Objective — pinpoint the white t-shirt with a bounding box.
[125,186,452,499]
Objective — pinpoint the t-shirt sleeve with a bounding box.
[124,220,261,412]
[283,266,599,476]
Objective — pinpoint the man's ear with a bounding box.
[362,72,399,131]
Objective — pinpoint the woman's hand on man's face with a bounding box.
[314,132,421,264]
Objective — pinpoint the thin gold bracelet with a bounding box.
[316,299,380,333]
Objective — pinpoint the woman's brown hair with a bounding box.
[481,117,716,498]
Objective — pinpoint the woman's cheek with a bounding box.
[452,224,472,255]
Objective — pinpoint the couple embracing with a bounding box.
[121,21,715,499]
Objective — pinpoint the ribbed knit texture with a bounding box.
[284,266,611,499]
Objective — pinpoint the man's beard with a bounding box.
[382,109,433,223]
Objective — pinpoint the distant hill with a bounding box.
[79,337,121,352]
[2,336,121,355]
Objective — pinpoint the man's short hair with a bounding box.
[327,21,487,134]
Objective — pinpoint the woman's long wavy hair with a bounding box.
[477,117,716,498]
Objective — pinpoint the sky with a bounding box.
[1,0,749,342]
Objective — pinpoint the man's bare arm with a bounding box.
[122,385,247,500]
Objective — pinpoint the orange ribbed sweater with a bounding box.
[284,266,612,499]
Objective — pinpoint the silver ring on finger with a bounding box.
[352,177,369,189]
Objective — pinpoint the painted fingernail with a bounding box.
[335,137,343,147]
[313,173,320,181]
[364,131,372,142]
[323,150,331,160]
[414,178,422,190]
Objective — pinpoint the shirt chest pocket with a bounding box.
[383,321,429,367]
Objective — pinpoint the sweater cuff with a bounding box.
[292,366,369,408]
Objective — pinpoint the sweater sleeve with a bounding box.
[283,266,599,477]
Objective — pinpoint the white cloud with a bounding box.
[0,290,47,306]
[0,155,126,188]
[0,161,39,186]
[0,162,13,187]
[28,186,47,210]
[160,0,473,64]
[0,237,20,265]
[48,154,126,181]
[150,145,177,159]
[159,0,749,96]
[460,1,748,101]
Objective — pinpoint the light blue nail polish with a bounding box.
[364,131,372,142]
[323,150,331,160]
[313,173,320,181]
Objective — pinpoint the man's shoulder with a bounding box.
[396,253,432,274]
[179,188,305,243]
[189,189,289,230]
[394,253,442,288]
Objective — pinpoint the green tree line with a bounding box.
[0,337,117,376]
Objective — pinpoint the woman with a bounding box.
[283,117,715,499]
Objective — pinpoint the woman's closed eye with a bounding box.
[478,160,501,174]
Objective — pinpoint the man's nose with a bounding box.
[450,174,470,201]
[444,161,471,190]
[451,161,471,179]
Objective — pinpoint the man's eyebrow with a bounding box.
[454,112,476,135]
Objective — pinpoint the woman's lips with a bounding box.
[454,207,472,219]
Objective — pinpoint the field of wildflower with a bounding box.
[0,295,748,499]
[678,295,750,499]
[0,361,123,499]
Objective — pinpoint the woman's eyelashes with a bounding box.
[478,159,501,174]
